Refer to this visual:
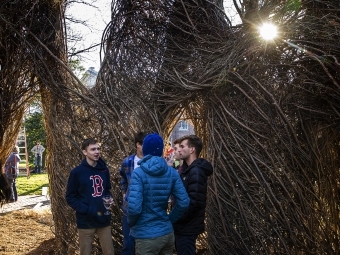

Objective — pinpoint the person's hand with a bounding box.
[167,158,174,166]
[166,154,175,166]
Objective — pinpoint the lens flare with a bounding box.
[259,23,278,40]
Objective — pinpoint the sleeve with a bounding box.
[176,167,206,223]
[127,169,143,227]
[119,158,128,194]
[65,170,89,214]
[168,169,190,223]
[31,146,35,153]
[105,168,112,196]
[15,155,21,173]
[41,146,46,153]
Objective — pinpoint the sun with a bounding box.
[259,23,278,40]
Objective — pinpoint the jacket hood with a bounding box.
[183,158,213,176]
[139,155,168,176]
[81,157,107,170]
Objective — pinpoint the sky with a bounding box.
[66,0,112,72]
[66,0,240,73]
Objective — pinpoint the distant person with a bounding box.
[127,133,190,255]
[168,138,184,208]
[4,145,21,202]
[31,141,45,174]
[173,135,213,255]
[119,131,148,255]
[66,138,114,255]
[0,173,11,206]
[172,139,183,172]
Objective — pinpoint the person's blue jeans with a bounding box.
[122,214,135,255]
[175,234,198,255]
[34,155,42,173]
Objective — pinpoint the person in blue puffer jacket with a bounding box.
[127,133,189,255]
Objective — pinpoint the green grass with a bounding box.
[18,160,34,169]
[16,173,49,196]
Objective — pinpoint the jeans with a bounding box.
[34,155,42,173]
[135,232,174,255]
[122,214,135,254]
[78,226,114,255]
[175,234,198,255]
[7,178,17,201]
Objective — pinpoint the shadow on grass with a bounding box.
[20,184,49,196]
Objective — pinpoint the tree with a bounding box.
[23,112,46,166]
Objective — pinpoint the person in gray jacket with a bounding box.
[127,133,190,255]
[31,141,45,174]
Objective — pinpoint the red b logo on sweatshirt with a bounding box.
[90,175,103,197]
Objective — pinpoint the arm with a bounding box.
[176,167,207,223]
[31,146,35,154]
[105,168,112,196]
[65,171,88,214]
[127,169,143,227]
[169,170,190,223]
[15,155,21,174]
[41,146,46,153]
[119,158,128,196]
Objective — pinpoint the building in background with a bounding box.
[170,120,195,144]
[81,67,98,88]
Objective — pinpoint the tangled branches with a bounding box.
[100,0,340,254]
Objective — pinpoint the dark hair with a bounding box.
[81,138,98,150]
[134,132,148,146]
[0,173,11,207]
[173,138,181,145]
[178,135,203,157]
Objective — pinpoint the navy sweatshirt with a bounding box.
[66,158,112,229]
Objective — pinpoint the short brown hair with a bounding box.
[134,132,148,146]
[173,138,181,145]
[81,138,98,150]
[177,135,203,157]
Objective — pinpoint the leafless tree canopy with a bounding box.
[0,0,339,254]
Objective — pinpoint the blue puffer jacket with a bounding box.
[127,155,189,239]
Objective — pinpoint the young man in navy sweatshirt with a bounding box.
[66,138,114,255]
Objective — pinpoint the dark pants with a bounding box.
[122,214,135,255]
[34,155,41,173]
[175,234,198,255]
[8,178,18,201]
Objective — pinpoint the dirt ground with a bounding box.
[0,209,57,255]
[0,209,207,255]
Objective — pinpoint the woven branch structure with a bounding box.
[0,0,339,254]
